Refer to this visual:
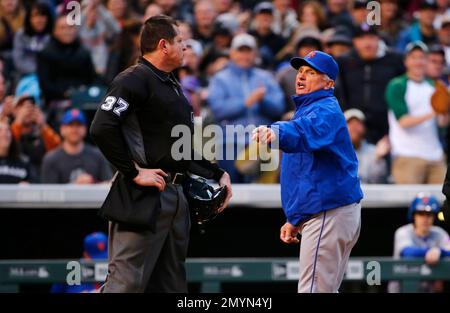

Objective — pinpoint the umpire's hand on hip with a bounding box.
[280,222,300,244]
[133,162,168,192]
[218,172,232,213]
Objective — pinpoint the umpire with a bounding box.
[90,15,232,293]
[253,51,363,293]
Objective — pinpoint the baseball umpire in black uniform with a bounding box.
[90,15,232,293]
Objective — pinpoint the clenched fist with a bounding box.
[252,126,276,144]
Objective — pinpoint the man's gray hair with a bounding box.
[321,74,333,82]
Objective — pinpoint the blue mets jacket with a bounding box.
[272,88,364,226]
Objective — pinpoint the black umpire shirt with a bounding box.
[90,56,224,183]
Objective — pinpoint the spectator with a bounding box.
[0,0,25,56]
[438,15,450,66]
[378,0,407,47]
[324,0,353,31]
[324,26,353,58]
[298,0,326,30]
[216,11,242,36]
[106,0,138,28]
[80,0,121,76]
[277,33,323,113]
[213,0,234,15]
[104,19,141,83]
[249,2,286,69]
[154,0,179,19]
[275,1,325,62]
[178,20,193,41]
[12,1,53,78]
[179,39,203,116]
[344,109,389,184]
[426,44,448,84]
[41,108,112,184]
[433,0,450,29]
[425,44,449,150]
[0,72,14,121]
[192,0,217,48]
[351,0,369,28]
[204,22,232,55]
[131,0,151,15]
[51,232,108,293]
[396,0,439,51]
[142,2,163,21]
[0,119,30,183]
[11,95,60,181]
[199,49,229,83]
[401,0,427,21]
[386,41,448,184]
[208,33,284,182]
[37,13,96,123]
[389,193,450,293]
[272,0,298,39]
[336,23,405,144]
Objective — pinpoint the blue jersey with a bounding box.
[394,224,450,258]
[272,88,363,226]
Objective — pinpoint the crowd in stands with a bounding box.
[0,0,449,184]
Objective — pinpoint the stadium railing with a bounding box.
[0,184,445,208]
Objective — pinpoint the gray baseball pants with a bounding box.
[298,202,361,293]
[100,184,190,293]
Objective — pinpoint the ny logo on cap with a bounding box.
[306,51,316,59]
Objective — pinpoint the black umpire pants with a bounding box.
[100,183,190,293]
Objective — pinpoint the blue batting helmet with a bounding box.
[408,193,440,222]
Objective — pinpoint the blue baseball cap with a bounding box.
[83,232,108,260]
[290,51,339,81]
[61,108,87,125]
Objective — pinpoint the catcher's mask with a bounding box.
[182,176,227,230]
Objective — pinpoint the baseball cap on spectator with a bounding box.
[231,33,257,50]
[419,0,438,10]
[216,13,239,34]
[296,36,323,51]
[405,40,429,55]
[290,50,339,81]
[429,44,445,57]
[15,74,41,106]
[441,15,450,28]
[83,232,108,260]
[327,27,353,46]
[353,0,368,9]
[14,95,35,108]
[295,27,322,50]
[344,109,366,122]
[354,23,378,37]
[212,22,232,37]
[61,108,87,125]
[253,1,274,15]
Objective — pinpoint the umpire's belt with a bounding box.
[166,172,186,185]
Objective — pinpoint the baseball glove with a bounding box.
[431,80,450,114]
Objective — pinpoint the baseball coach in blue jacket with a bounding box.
[253,51,363,293]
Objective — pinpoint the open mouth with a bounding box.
[297,82,306,90]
